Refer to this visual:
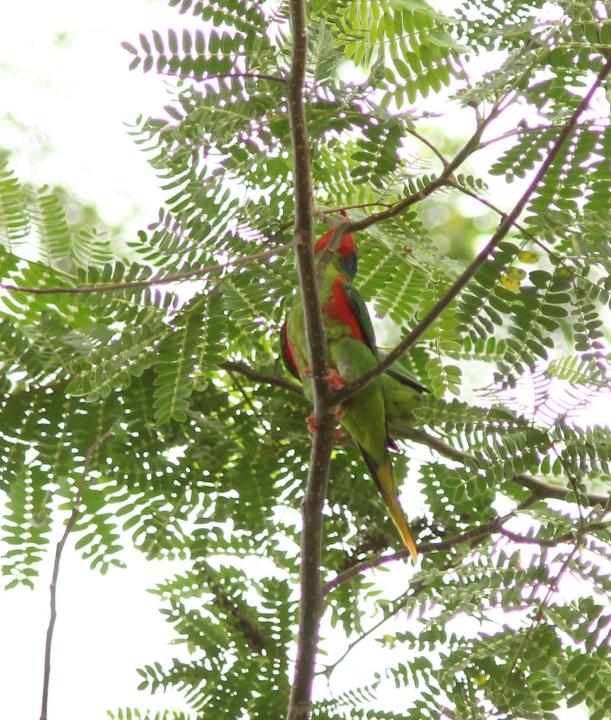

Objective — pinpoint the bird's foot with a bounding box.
[302,367,347,389]
[334,427,350,443]
[306,415,317,433]
[324,369,347,389]
[305,406,344,434]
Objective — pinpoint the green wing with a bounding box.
[342,280,429,394]
[386,367,429,394]
[341,280,378,357]
[280,320,300,380]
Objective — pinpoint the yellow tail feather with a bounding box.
[375,464,418,564]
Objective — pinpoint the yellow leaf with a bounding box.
[518,251,538,263]
[381,634,396,648]
[499,274,521,293]
[506,267,526,280]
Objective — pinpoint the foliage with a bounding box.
[1,1,609,719]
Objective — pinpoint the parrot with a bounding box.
[281,217,422,562]
[382,370,427,430]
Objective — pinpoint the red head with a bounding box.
[314,210,357,278]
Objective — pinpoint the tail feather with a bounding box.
[358,446,418,563]
[385,367,429,394]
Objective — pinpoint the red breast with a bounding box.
[322,277,365,343]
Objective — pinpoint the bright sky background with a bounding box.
[0,1,604,718]
[0,4,199,717]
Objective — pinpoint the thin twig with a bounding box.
[456,54,482,124]
[185,71,286,85]
[321,557,462,677]
[446,179,566,262]
[336,56,611,404]
[400,426,609,506]
[318,590,412,677]
[406,126,449,168]
[323,201,394,213]
[344,106,499,235]
[39,424,115,720]
[324,498,538,594]
[501,539,580,686]
[498,527,570,546]
[477,119,606,150]
[220,361,304,397]
[225,368,263,419]
[445,179,529,235]
[1,243,292,296]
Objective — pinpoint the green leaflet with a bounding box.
[153,293,225,423]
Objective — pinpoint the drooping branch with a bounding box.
[323,497,538,594]
[343,107,499,235]
[501,533,583,687]
[39,424,115,720]
[445,178,566,261]
[321,557,462,677]
[285,0,337,718]
[1,243,293,296]
[336,56,611,404]
[220,361,304,397]
[399,426,609,506]
[318,590,413,677]
[406,126,450,168]
[324,501,608,594]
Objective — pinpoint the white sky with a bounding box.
[0,1,603,718]
[1,4,199,717]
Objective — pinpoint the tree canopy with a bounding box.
[0,1,610,719]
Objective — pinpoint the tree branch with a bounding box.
[221,361,304,397]
[324,500,608,594]
[39,424,115,720]
[406,126,449,168]
[285,1,336,718]
[221,363,608,507]
[323,497,539,594]
[399,426,608,506]
[165,70,287,85]
[1,243,292,296]
[343,108,498,235]
[336,56,611,404]
[323,523,501,594]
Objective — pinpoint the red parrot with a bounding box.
[281,217,421,561]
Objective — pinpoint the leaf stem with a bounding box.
[1,243,293,296]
